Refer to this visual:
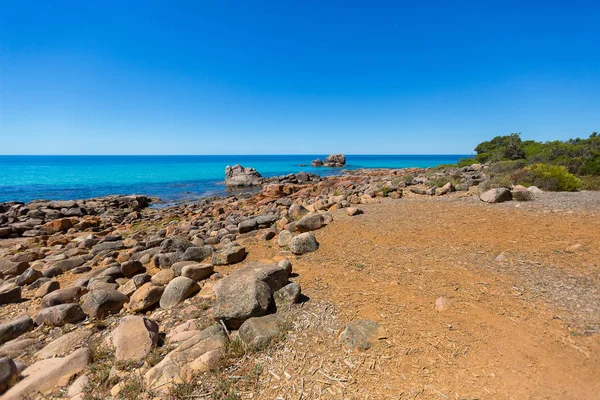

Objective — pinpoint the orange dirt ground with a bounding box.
[233,196,600,400]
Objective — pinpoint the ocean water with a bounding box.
[0,155,469,204]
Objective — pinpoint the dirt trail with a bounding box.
[239,196,600,399]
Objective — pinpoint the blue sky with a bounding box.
[1,1,599,155]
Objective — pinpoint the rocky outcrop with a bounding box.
[324,154,346,167]
[225,164,263,187]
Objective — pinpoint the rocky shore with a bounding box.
[0,161,576,398]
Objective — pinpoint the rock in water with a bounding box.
[311,159,323,167]
[224,164,262,187]
[339,320,386,351]
[480,188,512,203]
[289,232,319,255]
[323,154,346,167]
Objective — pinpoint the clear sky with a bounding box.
[1,1,599,155]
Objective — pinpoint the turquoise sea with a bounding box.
[0,155,469,204]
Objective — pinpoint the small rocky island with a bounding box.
[311,153,346,167]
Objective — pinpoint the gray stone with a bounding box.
[277,230,293,247]
[42,257,86,277]
[212,243,246,265]
[0,357,18,393]
[295,214,325,232]
[238,219,258,234]
[274,282,301,306]
[159,277,200,310]
[0,285,21,305]
[15,268,43,286]
[120,260,144,278]
[81,289,129,319]
[0,315,34,345]
[41,286,85,308]
[34,304,86,327]
[179,246,213,262]
[212,270,272,329]
[34,280,60,298]
[238,314,285,349]
[339,320,386,351]
[181,263,214,281]
[289,232,319,255]
[225,164,262,187]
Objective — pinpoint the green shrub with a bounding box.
[519,164,580,192]
[456,158,476,168]
[580,175,600,190]
[488,159,527,174]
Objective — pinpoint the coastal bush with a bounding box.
[488,159,527,174]
[456,158,476,167]
[580,175,600,190]
[517,164,580,192]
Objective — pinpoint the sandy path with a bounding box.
[240,196,600,399]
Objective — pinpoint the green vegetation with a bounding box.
[461,132,600,191]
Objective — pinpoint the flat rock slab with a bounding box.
[0,315,33,345]
[339,320,386,351]
[34,304,86,327]
[145,325,227,390]
[35,329,93,360]
[3,347,90,399]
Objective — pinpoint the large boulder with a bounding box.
[81,289,128,319]
[289,232,319,255]
[225,164,263,187]
[212,270,272,329]
[34,304,86,327]
[113,316,159,364]
[295,213,325,232]
[480,188,512,203]
[324,154,346,167]
[212,243,246,265]
[159,277,200,310]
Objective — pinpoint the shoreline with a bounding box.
[0,163,599,398]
